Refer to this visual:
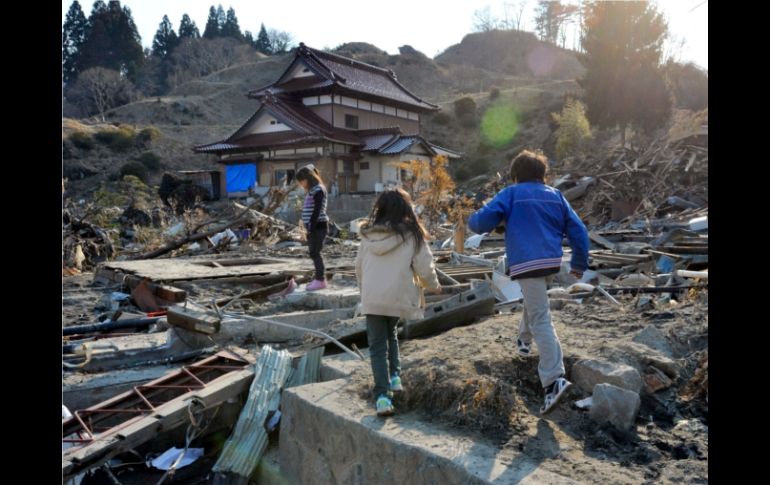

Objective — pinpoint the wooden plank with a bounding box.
[591,253,650,264]
[167,305,222,334]
[451,252,498,268]
[589,231,617,251]
[658,246,708,255]
[592,251,651,260]
[436,268,460,286]
[93,267,186,302]
[215,276,310,307]
[115,416,162,446]
[181,274,291,286]
[103,257,305,282]
[455,220,465,254]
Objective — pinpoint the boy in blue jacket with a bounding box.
[468,150,589,414]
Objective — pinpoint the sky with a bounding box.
[62,0,707,69]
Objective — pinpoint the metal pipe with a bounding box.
[220,299,364,361]
[63,317,161,336]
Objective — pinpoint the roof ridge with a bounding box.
[299,43,438,109]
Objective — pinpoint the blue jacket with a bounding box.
[468,182,589,278]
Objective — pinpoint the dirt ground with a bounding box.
[343,292,708,484]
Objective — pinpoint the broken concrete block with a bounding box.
[589,383,641,431]
[632,325,674,358]
[284,285,360,310]
[635,295,656,310]
[572,359,643,394]
[611,342,681,379]
[616,273,655,287]
[643,366,673,393]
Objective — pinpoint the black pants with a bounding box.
[307,223,328,280]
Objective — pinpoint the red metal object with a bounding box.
[62,351,250,446]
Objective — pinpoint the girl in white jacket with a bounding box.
[355,188,441,416]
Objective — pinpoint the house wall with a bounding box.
[250,113,292,134]
[357,157,381,192]
[309,105,333,124]
[331,105,419,133]
[285,62,316,80]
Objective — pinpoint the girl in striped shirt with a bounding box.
[296,165,329,290]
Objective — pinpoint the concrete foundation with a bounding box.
[284,285,360,310]
[280,379,579,485]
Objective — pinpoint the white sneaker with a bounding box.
[517,338,533,357]
[541,377,572,414]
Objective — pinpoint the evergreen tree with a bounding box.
[221,7,243,40]
[62,0,88,83]
[203,6,220,39]
[255,23,271,54]
[178,14,200,39]
[152,15,179,59]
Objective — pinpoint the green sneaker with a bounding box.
[390,374,403,392]
[376,395,394,416]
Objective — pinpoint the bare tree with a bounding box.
[473,6,499,32]
[167,37,252,89]
[267,29,294,54]
[663,34,687,64]
[69,67,134,121]
[513,0,529,31]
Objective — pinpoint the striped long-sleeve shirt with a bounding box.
[302,184,329,230]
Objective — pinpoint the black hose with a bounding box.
[62,317,161,337]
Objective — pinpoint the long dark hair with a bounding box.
[368,188,428,250]
[296,166,324,188]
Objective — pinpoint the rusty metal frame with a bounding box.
[62,351,250,446]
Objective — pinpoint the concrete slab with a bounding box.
[217,308,357,343]
[103,256,305,282]
[280,379,580,485]
[284,284,360,310]
[319,348,371,381]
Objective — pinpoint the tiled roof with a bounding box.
[249,43,439,112]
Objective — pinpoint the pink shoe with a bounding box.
[306,279,328,291]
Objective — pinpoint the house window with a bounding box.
[360,162,370,170]
[343,160,354,173]
[270,120,281,125]
[302,68,310,73]
[345,114,359,129]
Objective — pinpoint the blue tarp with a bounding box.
[225,164,256,193]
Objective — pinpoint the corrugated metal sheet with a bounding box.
[211,345,293,480]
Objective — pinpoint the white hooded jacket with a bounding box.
[355,222,440,320]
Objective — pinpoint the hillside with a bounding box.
[436,29,584,79]
[63,31,586,199]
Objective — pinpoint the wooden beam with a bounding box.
[589,231,617,251]
[435,268,460,286]
[215,276,310,307]
[94,268,187,302]
[167,305,222,335]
